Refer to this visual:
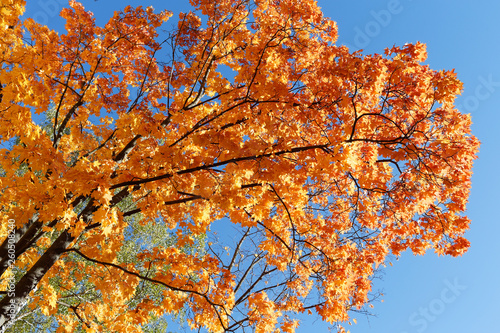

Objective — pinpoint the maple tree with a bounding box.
[0,0,479,332]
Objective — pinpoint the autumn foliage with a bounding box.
[0,0,478,332]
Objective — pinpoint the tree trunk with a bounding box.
[0,229,74,332]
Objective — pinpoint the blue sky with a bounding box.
[23,0,499,332]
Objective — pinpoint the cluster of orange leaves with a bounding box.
[0,0,478,332]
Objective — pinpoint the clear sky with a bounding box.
[22,0,500,332]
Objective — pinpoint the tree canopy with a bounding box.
[0,0,479,332]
